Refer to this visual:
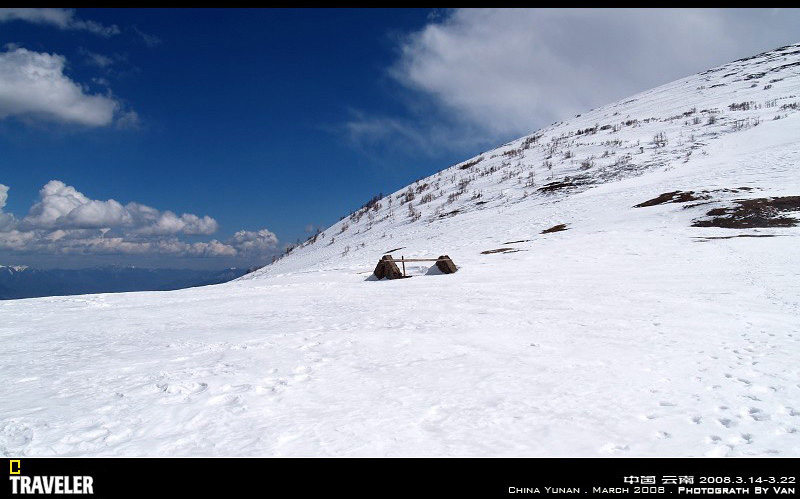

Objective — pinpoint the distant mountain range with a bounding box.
[0,265,253,300]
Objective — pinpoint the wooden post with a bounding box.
[373,254,456,279]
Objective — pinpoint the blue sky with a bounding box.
[2,8,799,269]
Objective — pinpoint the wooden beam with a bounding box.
[383,257,451,263]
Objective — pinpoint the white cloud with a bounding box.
[0,230,35,251]
[133,26,162,48]
[22,180,219,236]
[48,237,239,257]
[83,50,114,68]
[23,180,119,229]
[0,184,17,232]
[231,229,279,253]
[3,233,238,258]
[0,47,120,126]
[343,111,488,159]
[351,8,800,151]
[188,240,238,257]
[344,113,434,155]
[115,110,141,130]
[0,8,119,36]
[394,9,735,136]
[128,208,219,236]
[0,180,278,260]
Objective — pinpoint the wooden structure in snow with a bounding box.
[373,254,457,279]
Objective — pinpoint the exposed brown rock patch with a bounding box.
[634,191,710,208]
[541,224,568,234]
[481,248,515,254]
[692,196,800,228]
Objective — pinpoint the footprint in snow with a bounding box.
[256,377,288,395]
[0,421,34,455]
[290,365,313,382]
[747,407,770,422]
[717,417,735,428]
[207,394,245,410]
[221,383,252,393]
[704,445,731,457]
[420,405,453,431]
[156,382,209,397]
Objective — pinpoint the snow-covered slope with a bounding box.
[246,42,800,277]
[2,44,799,457]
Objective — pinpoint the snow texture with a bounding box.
[2,43,800,456]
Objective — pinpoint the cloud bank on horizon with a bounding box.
[0,181,279,260]
[0,8,280,266]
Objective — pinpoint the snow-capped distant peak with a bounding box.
[1,265,29,272]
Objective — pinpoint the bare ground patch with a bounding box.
[541,224,569,234]
[692,196,800,228]
[634,187,756,208]
[481,248,516,255]
[693,234,783,241]
[634,191,710,208]
[538,176,591,193]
